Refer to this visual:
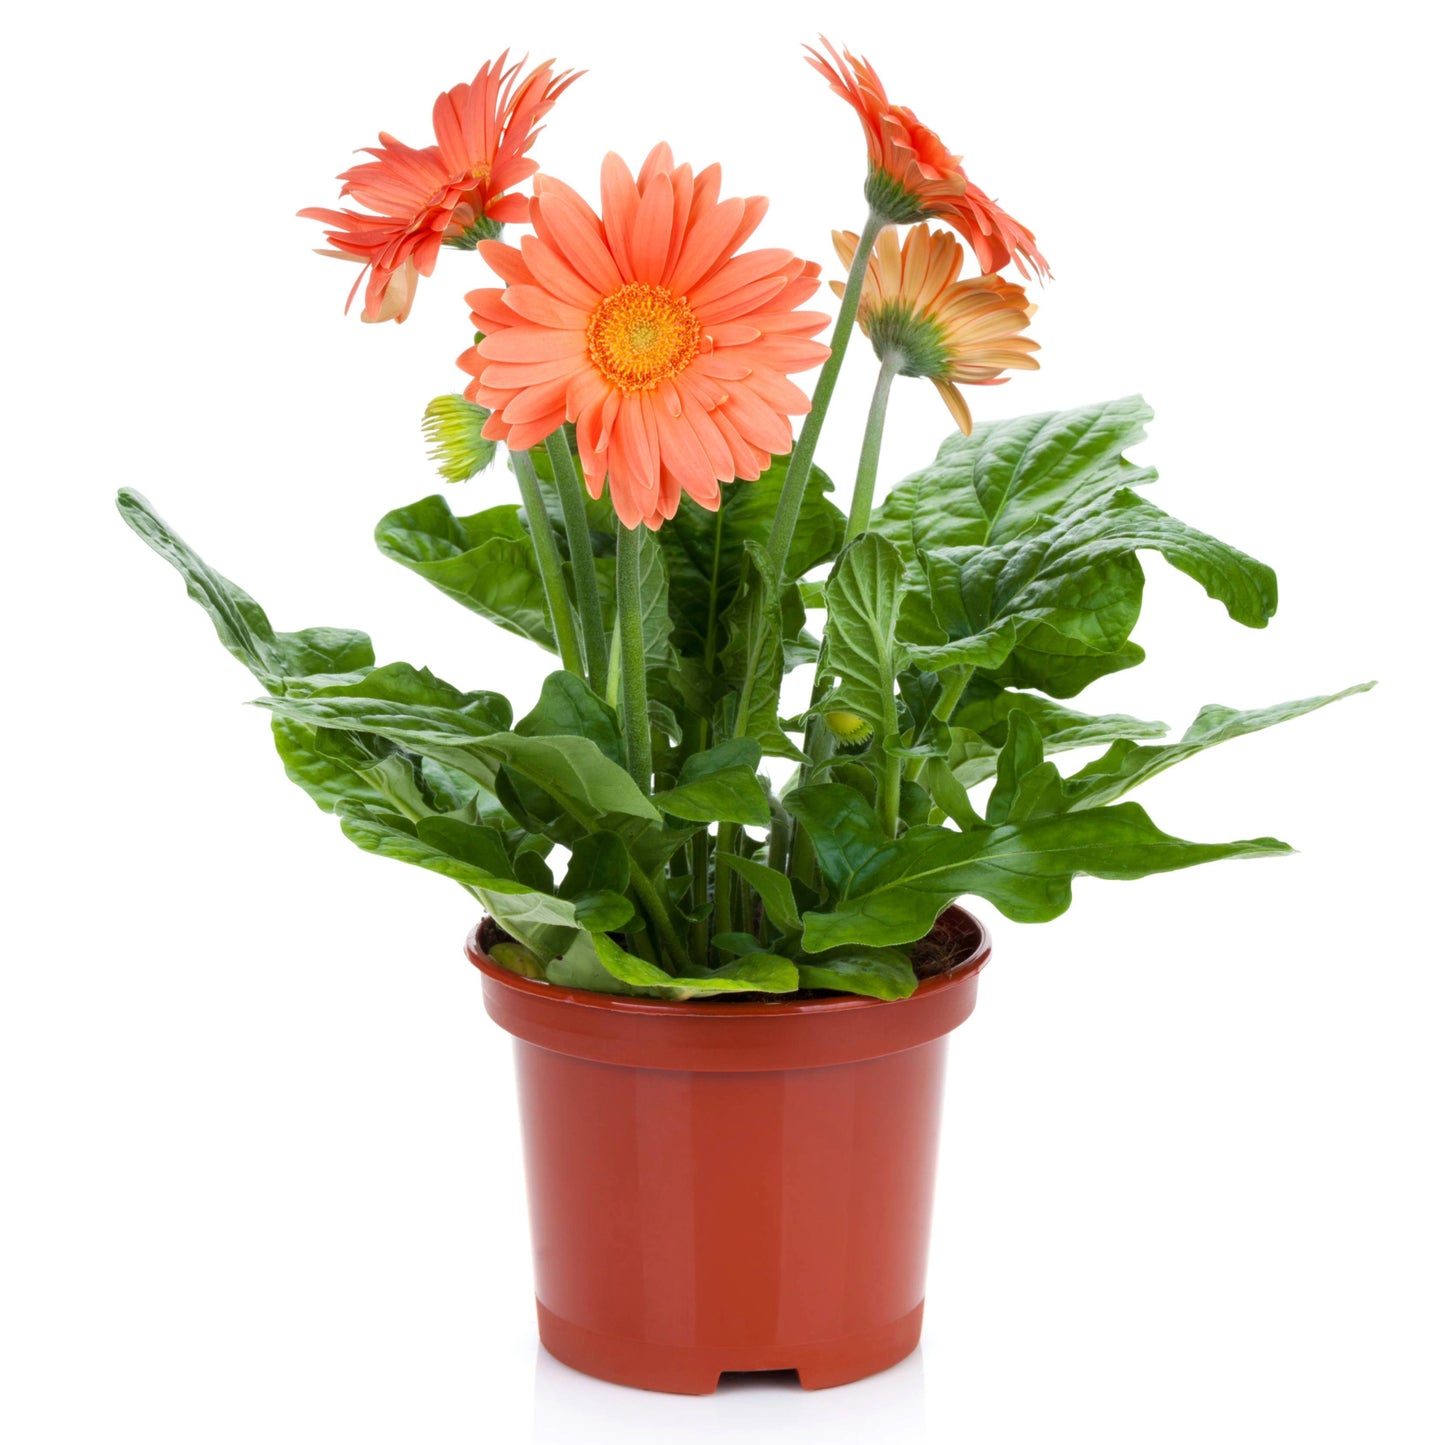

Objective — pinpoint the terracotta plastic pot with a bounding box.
[466,907,990,1395]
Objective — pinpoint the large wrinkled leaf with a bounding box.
[375,494,556,650]
[816,533,906,739]
[271,717,390,813]
[927,489,1277,697]
[718,540,805,760]
[787,783,1292,948]
[653,738,770,826]
[873,396,1158,554]
[871,399,1278,698]
[118,489,374,691]
[661,452,844,660]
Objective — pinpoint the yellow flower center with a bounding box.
[586,283,701,392]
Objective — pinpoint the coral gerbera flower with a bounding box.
[300,54,579,323]
[459,145,832,531]
[807,38,1049,283]
[833,225,1040,434]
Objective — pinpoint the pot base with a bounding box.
[537,1299,925,1395]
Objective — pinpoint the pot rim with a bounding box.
[464,904,991,1018]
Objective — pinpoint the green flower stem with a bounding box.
[880,750,902,841]
[844,361,897,544]
[614,519,653,793]
[629,860,690,974]
[686,716,712,957]
[545,429,610,693]
[788,355,902,871]
[713,821,738,945]
[766,208,887,577]
[511,448,584,679]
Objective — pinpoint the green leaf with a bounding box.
[1058,684,1375,809]
[873,398,1279,697]
[955,678,1168,748]
[715,853,803,935]
[718,540,806,760]
[787,783,1292,948]
[559,831,631,898]
[986,712,1054,823]
[710,932,768,957]
[117,489,374,692]
[636,529,676,673]
[653,738,770,825]
[259,684,660,830]
[817,533,907,740]
[516,671,624,767]
[483,733,662,827]
[873,396,1158,554]
[335,803,581,959]
[589,933,799,998]
[374,494,556,650]
[937,485,1277,697]
[922,755,984,830]
[559,832,636,932]
[796,948,918,1000]
[271,716,391,813]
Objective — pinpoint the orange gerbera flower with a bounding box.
[833,225,1040,434]
[807,38,1049,283]
[459,145,832,531]
[300,54,579,323]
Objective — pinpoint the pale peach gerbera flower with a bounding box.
[807,38,1049,283]
[301,54,579,323]
[833,225,1039,434]
[460,146,831,530]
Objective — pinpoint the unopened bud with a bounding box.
[422,395,497,483]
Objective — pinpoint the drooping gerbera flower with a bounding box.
[458,145,832,530]
[300,54,579,323]
[833,225,1039,434]
[807,38,1049,282]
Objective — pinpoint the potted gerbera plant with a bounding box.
[117,41,1369,1395]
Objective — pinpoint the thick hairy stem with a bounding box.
[614,519,653,793]
[545,429,609,692]
[766,208,887,576]
[511,448,584,678]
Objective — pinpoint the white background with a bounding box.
[3,0,1441,1440]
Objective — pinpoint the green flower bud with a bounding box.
[422,395,497,484]
[824,710,874,748]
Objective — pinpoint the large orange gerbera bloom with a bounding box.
[807,38,1049,283]
[834,225,1040,434]
[301,54,579,323]
[459,145,832,531]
